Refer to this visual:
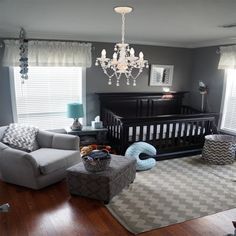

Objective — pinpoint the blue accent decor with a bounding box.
[125,142,156,171]
[19,28,28,83]
[67,103,84,118]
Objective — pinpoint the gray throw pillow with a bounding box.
[2,123,39,152]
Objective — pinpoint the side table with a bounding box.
[65,126,108,146]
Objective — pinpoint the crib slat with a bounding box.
[166,123,170,146]
[109,113,112,139]
[159,123,164,147]
[146,125,150,141]
[171,122,177,144]
[107,112,111,140]
[112,116,115,138]
[200,120,204,136]
[120,125,128,154]
[153,124,157,141]
[115,119,118,139]
[172,123,177,146]
[117,121,120,139]
[140,125,144,141]
[132,126,136,142]
[113,117,115,138]
[193,121,199,144]
[188,122,194,144]
[182,122,188,145]
[177,122,183,145]
[199,120,205,143]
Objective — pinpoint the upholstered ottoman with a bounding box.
[202,135,236,164]
[66,155,136,204]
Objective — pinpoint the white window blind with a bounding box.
[220,69,236,134]
[12,67,83,130]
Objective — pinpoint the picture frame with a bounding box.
[149,64,174,86]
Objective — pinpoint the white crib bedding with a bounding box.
[113,123,203,141]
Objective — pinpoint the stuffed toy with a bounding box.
[80,144,112,157]
[80,146,93,156]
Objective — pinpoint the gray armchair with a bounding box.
[0,126,81,189]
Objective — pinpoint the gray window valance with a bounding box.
[218,45,236,70]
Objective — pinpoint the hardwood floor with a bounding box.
[0,180,236,236]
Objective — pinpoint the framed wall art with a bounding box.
[149,64,174,86]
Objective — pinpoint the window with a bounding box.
[220,69,236,134]
[11,67,85,130]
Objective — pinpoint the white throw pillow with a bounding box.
[2,123,39,152]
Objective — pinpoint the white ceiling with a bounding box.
[0,0,236,48]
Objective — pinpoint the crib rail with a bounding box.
[102,108,218,157]
[103,109,122,141]
[181,105,200,114]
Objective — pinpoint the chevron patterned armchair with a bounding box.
[0,126,81,189]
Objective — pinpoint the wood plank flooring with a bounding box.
[0,180,236,236]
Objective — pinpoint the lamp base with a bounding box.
[71,118,83,131]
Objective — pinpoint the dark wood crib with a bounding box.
[97,92,218,159]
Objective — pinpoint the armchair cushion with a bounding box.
[2,124,39,152]
[37,131,54,148]
[30,148,80,175]
[37,131,80,150]
[52,133,79,150]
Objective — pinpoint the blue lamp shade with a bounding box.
[67,103,84,119]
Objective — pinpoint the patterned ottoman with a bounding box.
[66,155,136,204]
[202,134,236,164]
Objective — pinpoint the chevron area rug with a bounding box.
[106,156,236,234]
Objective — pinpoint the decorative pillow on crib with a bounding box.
[2,123,39,152]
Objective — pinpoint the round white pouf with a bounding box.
[125,142,156,171]
[202,135,236,165]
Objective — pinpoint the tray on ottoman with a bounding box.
[66,155,136,204]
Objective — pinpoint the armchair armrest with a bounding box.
[0,148,39,170]
[0,142,9,151]
[0,148,39,177]
[52,133,80,150]
[0,147,40,189]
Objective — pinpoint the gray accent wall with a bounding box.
[0,41,14,126]
[0,41,226,127]
[0,40,194,126]
[189,47,225,113]
[86,42,193,124]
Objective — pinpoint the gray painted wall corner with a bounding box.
[0,41,14,126]
[1,39,224,128]
[189,46,225,113]
[86,42,193,123]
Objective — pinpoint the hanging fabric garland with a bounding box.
[19,28,28,83]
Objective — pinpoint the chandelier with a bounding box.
[95,6,149,86]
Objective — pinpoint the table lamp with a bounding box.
[67,103,84,131]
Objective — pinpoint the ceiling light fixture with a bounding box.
[95,6,149,86]
[220,23,236,28]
